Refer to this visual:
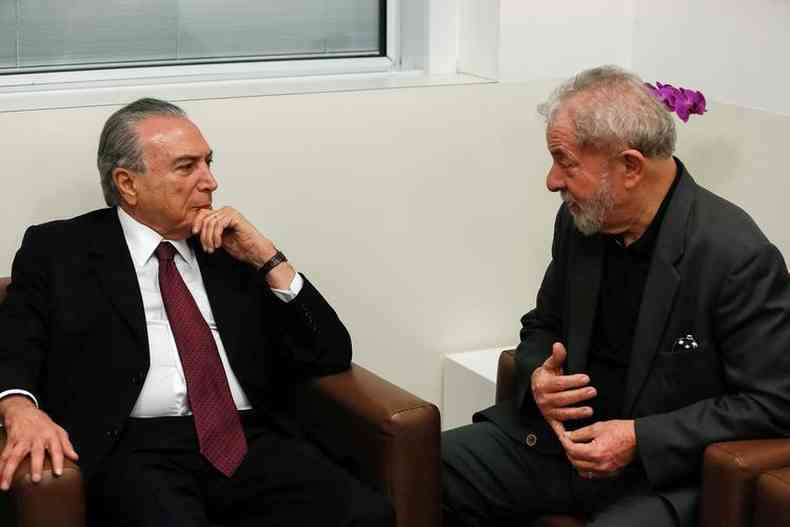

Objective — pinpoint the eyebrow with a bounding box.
[173,150,213,166]
[549,149,578,165]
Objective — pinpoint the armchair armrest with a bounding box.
[753,466,790,527]
[286,364,441,527]
[496,349,517,404]
[700,438,790,527]
[0,428,85,527]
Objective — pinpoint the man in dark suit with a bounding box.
[442,66,790,526]
[0,98,393,526]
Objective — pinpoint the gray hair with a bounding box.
[97,98,187,206]
[537,65,676,158]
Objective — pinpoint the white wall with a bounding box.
[498,0,634,82]
[673,103,790,252]
[633,0,790,116]
[494,0,790,116]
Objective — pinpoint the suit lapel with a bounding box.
[623,163,696,415]
[87,209,148,351]
[566,233,604,374]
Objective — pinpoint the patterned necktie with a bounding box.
[155,242,247,477]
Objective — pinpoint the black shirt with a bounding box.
[573,168,681,429]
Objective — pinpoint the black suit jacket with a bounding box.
[0,207,352,480]
[478,159,790,521]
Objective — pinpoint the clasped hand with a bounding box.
[192,206,275,266]
[531,342,636,479]
[191,207,295,289]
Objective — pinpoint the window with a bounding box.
[0,0,496,113]
[0,1,385,75]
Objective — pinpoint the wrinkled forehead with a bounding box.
[546,108,578,147]
[135,116,209,161]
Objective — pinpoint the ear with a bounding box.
[619,149,646,190]
[113,168,138,207]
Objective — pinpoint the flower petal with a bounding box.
[691,90,707,114]
[674,99,691,122]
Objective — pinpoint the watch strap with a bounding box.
[260,250,287,276]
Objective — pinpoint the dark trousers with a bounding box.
[442,422,680,527]
[87,412,394,527]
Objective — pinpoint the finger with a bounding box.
[567,455,597,472]
[205,211,219,250]
[548,418,567,440]
[566,449,598,469]
[547,405,594,421]
[569,456,618,479]
[211,214,222,249]
[200,215,219,249]
[0,453,12,491]
[550,419,583,454]
[567,423,599,443]
[201,213,218,252]
[555,424,578,453]
[59,430,79,461]
[546,373,592,392]
[216,215,233,250]
[0,456,19,491]
[544,385,597,407]
[214,215,230,250]
[1,439,34,489]
[48,439,64,477]
[567,450,623,478]
[533,375,591,413]
[563,440,597,462]
[543,342,567,372]
[29,442,45,483]
[192,208,212,236]
[533,371,589,396]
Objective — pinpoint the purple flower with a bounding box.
[645,82,707,122]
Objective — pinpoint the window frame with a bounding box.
[0,0,497,113]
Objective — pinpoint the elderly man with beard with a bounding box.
[441,65,790,527]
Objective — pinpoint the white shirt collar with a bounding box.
[117,207,196,269]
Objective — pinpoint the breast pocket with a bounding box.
[650,345,724,410]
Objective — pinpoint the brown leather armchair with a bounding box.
[0,276,441,527]
[495,349,790,527]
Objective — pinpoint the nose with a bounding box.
[200,163,218,192]
[546,165,565,192]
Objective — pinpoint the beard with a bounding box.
[561,176,614,236]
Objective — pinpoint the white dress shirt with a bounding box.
[0,207,303,417]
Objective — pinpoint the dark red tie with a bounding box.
[155,242,247,477]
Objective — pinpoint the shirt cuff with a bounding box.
[0,389,39,426]
[270,272,303,303]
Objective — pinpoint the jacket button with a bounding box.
[106,427,121,439]
[131,373,144,385]
[526,433,537,447]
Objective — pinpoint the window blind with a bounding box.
[0,0,383,75]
